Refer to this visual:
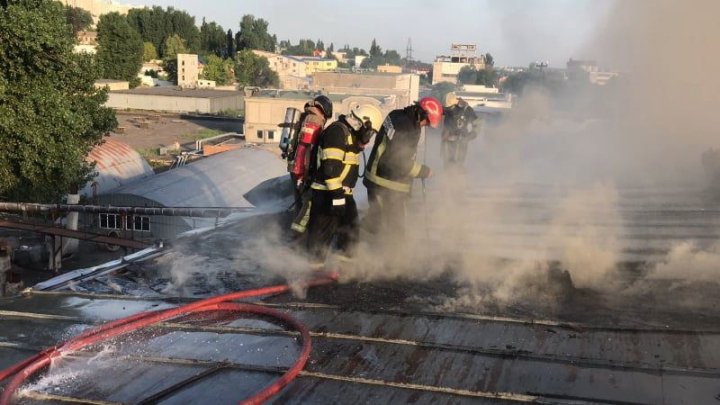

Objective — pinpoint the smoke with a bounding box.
[155,217,324,298]
[334,0,720,311]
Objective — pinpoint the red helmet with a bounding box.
[419,96,443,128]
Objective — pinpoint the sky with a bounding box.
[131,0,615,67]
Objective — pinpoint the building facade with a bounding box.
[243,91,393,144]
[432,44,486,85]
[177,54,199,89]
[252,50,309,90]
[312,71,420,108]
[106,87,243,114]
[60,0,135,23]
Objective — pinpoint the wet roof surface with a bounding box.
[4,127,720,405]
[3,197,720,404]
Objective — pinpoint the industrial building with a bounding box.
[105,87,244,114]
[432,43,487,84]
[312,71,420,108]
[81,138,155,198]
[243,90,394,144]
[80,147,285,243]
[252,50,309,90]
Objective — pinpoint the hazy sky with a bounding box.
[132,0,614,67]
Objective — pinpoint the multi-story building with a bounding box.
[252,50,309,90]
[432,44,486,85]
[73,30,97,54]
[177,54,199,89]
[566,58,619,85]
[243,90,398,144]
[312,71,420,108]
[296,56,338,75]
[60,0,135,23]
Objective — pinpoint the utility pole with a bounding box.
[405,38,413,66]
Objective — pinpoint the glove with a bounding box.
[331,195,346,216]
[418,165,432,179]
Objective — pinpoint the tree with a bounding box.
[64,5,92,35]
[234,50,279,87]
[201,55,234,85]
[458,66,478,85]
[126,6,200,58]
[316,40,324,51]
[327,42,334,53]
[143,41,157,62]
[430,82,457,103]
[485,52,494,67]
[163,34,187,60]
[96,12,143,87]
[226,29,235,57]
[235,14,276,52]
[369,38,382,57]
[200,18,226,58]
[0,0,116,202]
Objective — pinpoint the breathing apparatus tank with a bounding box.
[279,107,302,160]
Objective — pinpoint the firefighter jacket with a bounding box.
[363,105,430,193]
[310,116,362,198]
[291,105,327,184]
[443,104,479,141]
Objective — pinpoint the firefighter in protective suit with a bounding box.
[362,97,443,237]
[302,104,383,261]
[442,92,480,170]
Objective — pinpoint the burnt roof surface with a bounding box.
[3,181,720,403]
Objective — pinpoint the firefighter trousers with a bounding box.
[363,184,408,238]
[306,191,359,261]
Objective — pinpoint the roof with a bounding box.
[250,90,385,103]
[4,184,720,404]
[103,147,286,209]
[111,87,243,99]
[81,138,154,197]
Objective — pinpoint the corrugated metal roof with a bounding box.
[104,147,287,209]
[81,138,154,197]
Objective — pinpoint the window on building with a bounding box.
[182,61,185,66]
[267,130,275,140]
[257,130,263,140]
[99,213,120,230]
[125,215,150,232]
[182,76,185,81]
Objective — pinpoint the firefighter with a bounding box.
[442,92,481,170]
[301,104,383,262]
[362,97,443,237]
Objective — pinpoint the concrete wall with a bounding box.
[244,95,390,144]
[106,93,243,114]
[377,64,402,73]
[312,72,420,106]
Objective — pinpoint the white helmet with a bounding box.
[444,92,458,107]
[351,104,383,132]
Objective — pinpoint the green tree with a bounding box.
[226,29,235,57]
[485,52,495,67]
[369,38,382,57]
[430,82,457,103]
[458,66,478,85]
[126,6,200,58]
[143,41,157,62]
[96,12,143,87]
[0,0,116,202]
[234,50,279,87]
[201,55,233,85]
[200,18,227,57]
[64,5,92,35]
[236,14,276,51]
[163,34,187,60]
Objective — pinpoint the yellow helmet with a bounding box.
[444,92,458,107]
[351,104,383,132]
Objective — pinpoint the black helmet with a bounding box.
[313,95,333,119]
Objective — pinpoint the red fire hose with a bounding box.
[0,274,337,405]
